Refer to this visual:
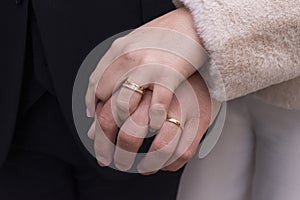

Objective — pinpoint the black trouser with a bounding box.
[0,4,183,200]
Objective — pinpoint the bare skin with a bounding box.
[86,8,212,174]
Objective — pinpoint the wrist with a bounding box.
[142,7,204,48]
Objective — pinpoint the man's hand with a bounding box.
[88,73,212,174]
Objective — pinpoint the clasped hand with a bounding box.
[85,8,212,175]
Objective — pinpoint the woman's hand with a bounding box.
[85,7,208,131]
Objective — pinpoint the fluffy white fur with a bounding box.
[173,0,300,110]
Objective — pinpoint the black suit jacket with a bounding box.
[0,0,175,166]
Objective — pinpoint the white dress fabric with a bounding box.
[177,94,300,200]
[173,0,300,110]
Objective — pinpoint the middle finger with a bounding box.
[114,91,152,171]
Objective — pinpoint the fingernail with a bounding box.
[137,163,151,175]
[97,160,106,167]
[138,167,157,175]
[96,155,111,167]
[115,162,131,172]
[137,163,144,174]
[86,108,94,117]
[141,171,157,176]
[87,122,96,140]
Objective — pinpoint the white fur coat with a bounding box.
[173,0,300,110]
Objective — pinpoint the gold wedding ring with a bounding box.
[122,80,144,95]
[166,116,182,129]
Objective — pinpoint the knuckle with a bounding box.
[139,53,155,64]
[167,166,180,172]
[152,140,173,156]
[118,132,134,144]
[95,85,106,101]
[118,133,140,150]
[88,74,97,86]
[116,98,129,112]
[180,150,194,162]
[111,37,125,49]
[123,51,155,65]
[97,114,114,131]
[131,114,147,126]
[121,50,139,62]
